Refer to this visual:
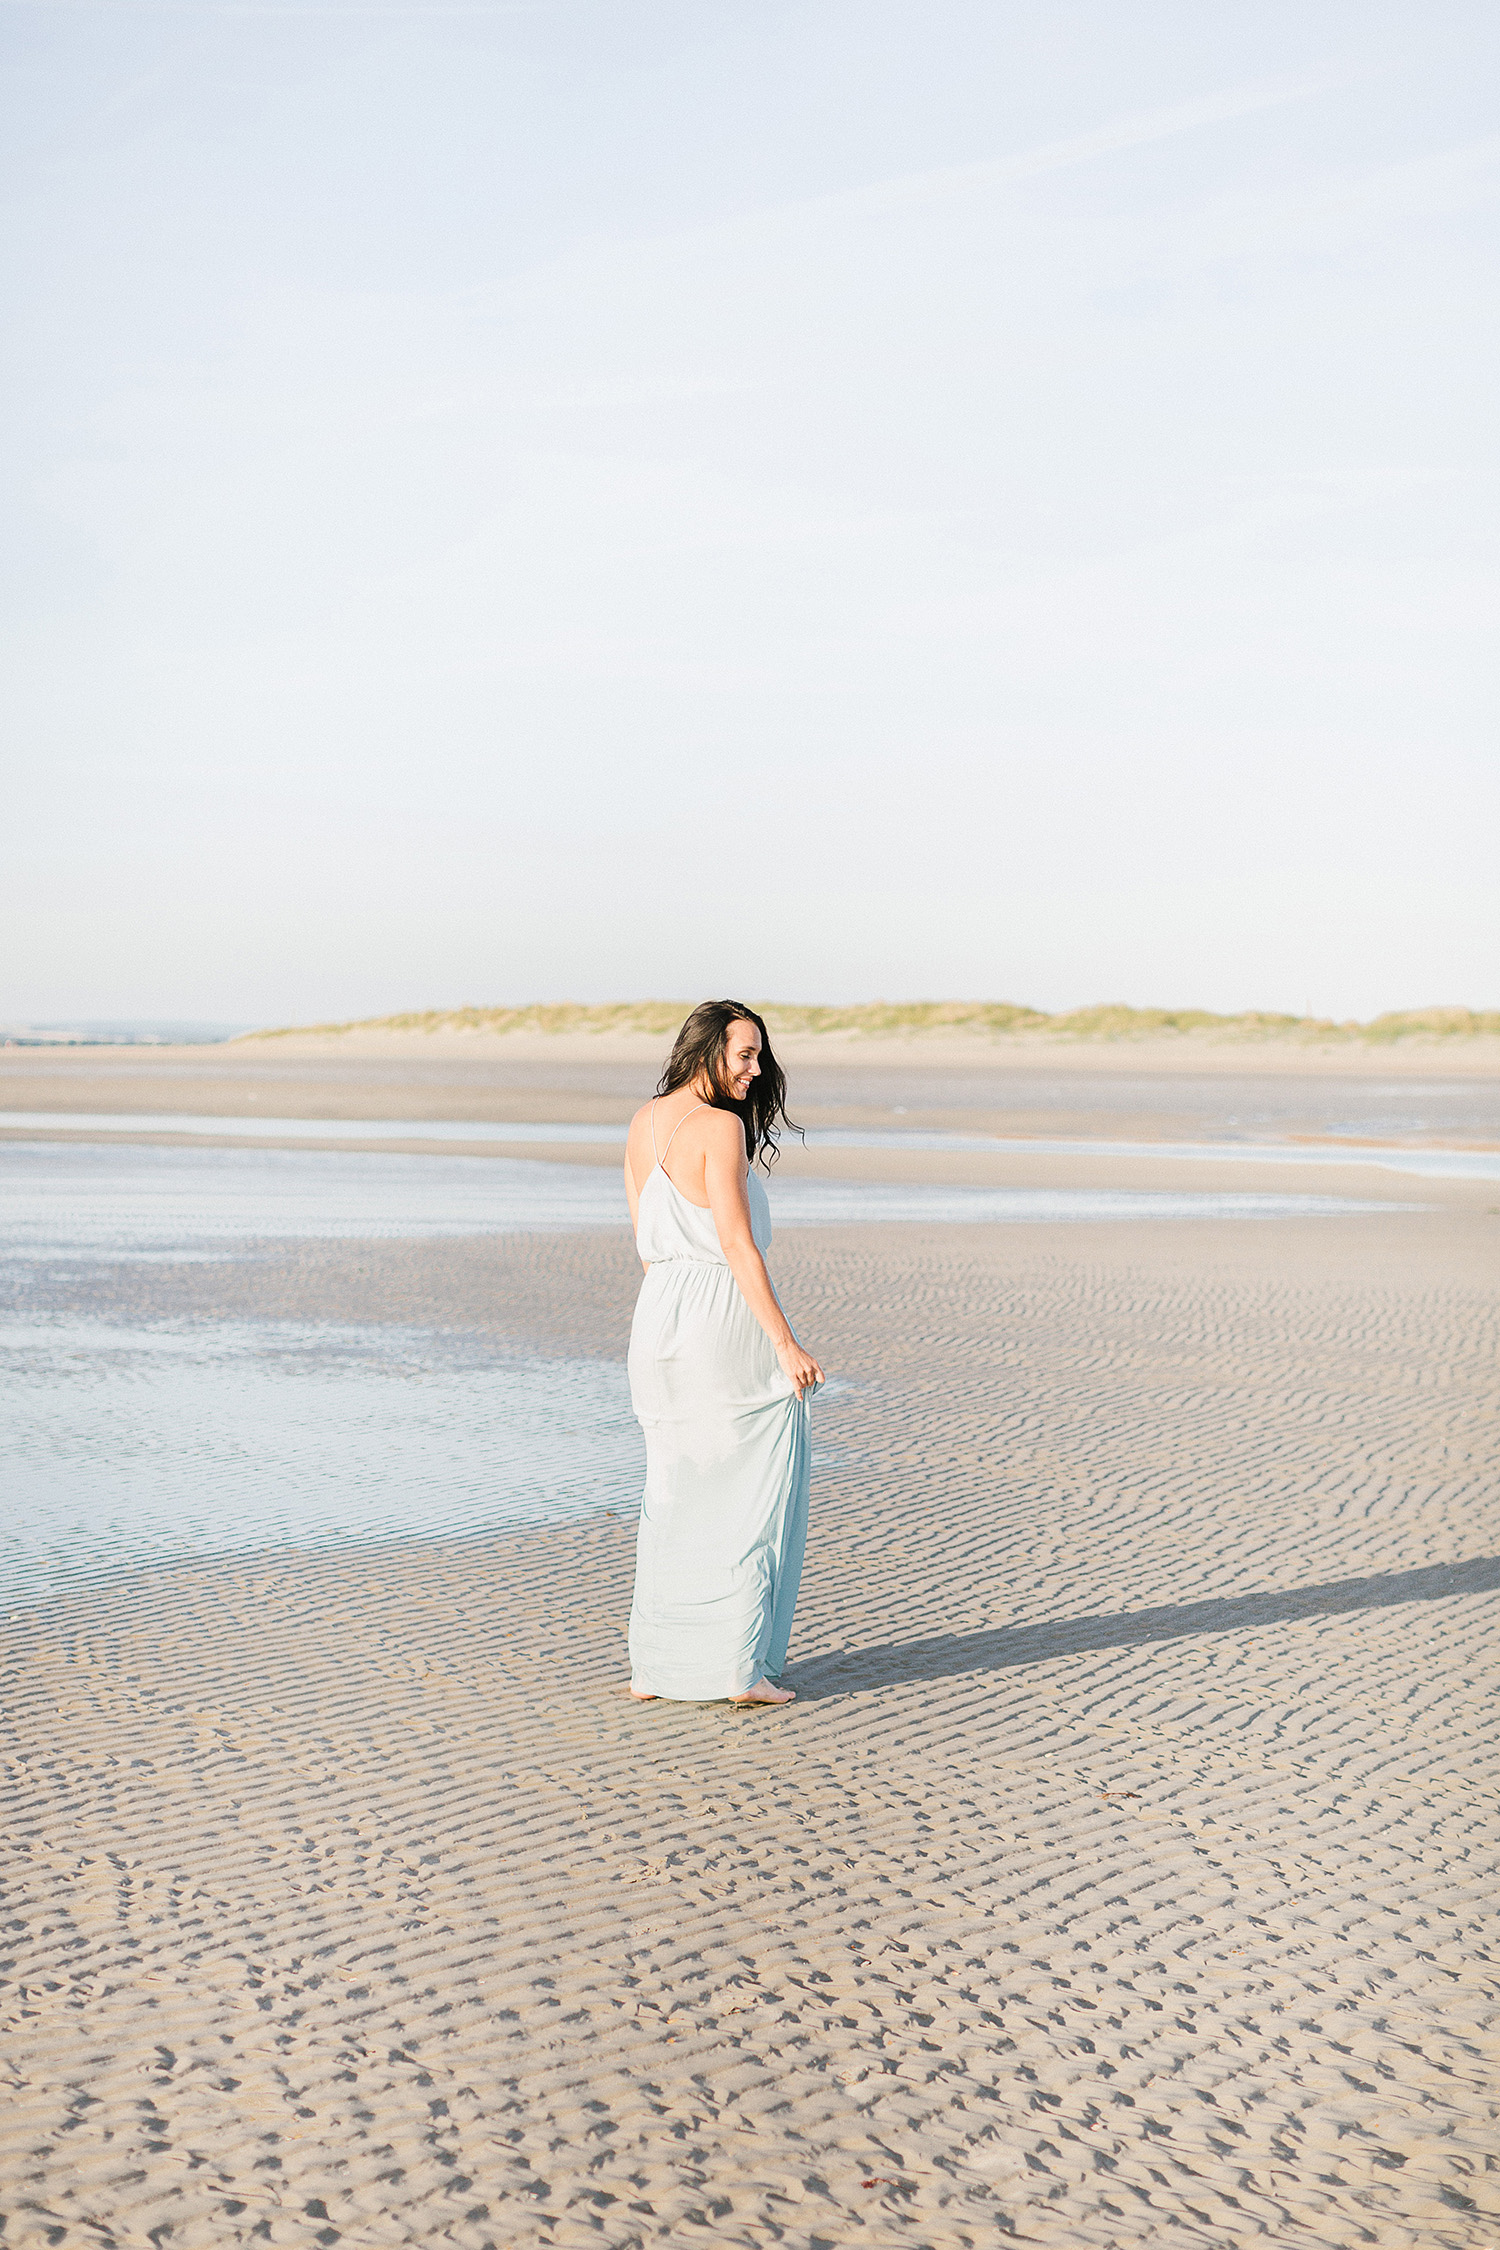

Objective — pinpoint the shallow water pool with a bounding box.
[0,1140,1409,1260]
[0,1140,1415,1611]
[1,1317,643,1611]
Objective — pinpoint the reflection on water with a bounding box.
[2,1142,623,1256]
[0,1110,631,1146]
[890,1136,1500,1179]
[795,1064,1500,1141]
[0,1142,1408,1260]
[2,1110,1495,1178]
[1,1317,642,1611]
[0,1138,1420,1613]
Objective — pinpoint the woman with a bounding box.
[623,1001,824,1707]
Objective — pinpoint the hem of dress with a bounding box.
[629,1675,760,1703]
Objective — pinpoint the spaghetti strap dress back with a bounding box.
[626,1100,811,1700]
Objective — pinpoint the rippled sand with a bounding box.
[4,1179,1498,2247]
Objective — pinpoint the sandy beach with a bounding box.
[14,0,1498,2231]
[3,1038,1498,2247]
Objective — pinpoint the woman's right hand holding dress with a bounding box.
[777,1337,824,1400]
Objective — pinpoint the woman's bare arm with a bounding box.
[701,1113,824,1398]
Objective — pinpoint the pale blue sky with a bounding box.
[5,1,1496,1024]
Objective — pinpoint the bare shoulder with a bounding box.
[694,1106,745,1149]
[626,1103,658,1162]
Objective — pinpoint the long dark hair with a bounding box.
[656,1000,800,1171]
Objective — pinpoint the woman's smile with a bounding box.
[723,1033,762,1101]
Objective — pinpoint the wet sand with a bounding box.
[3,1044,1499,2246]
[4,1033,1499,1184]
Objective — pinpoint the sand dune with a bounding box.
[4,1203,1498,2248]
[232,997,1500,1057]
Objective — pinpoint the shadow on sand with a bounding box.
[790,1554,1500,1696]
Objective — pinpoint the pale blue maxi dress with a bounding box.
[627,1106,811,1700]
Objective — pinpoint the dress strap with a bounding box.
[657,1100,708,1170]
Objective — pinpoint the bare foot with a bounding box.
[730,1679,795,1707]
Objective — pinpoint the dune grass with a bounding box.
[244,1001,1500,1045]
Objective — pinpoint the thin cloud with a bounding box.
[562,76,1326,280]
[0,0,535,15]
[776,78,1322,229]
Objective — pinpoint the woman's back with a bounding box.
[627,1095,771,1265]
[625,1087,716,1204]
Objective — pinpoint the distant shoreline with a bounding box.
[239,999,1500,1048]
